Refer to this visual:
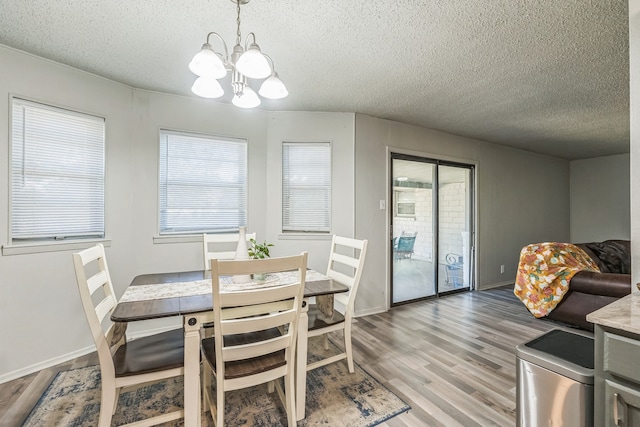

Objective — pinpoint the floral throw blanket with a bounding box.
[514,242,600,318]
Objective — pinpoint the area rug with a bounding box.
[23,338,409,426]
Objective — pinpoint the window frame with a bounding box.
[394,190,416,218]
[6,96,107,253]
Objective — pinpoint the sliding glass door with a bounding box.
[437,165,473,293]
[390,154,474,305]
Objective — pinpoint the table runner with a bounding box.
[120,270,331,303]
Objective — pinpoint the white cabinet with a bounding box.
[595,326,640,426]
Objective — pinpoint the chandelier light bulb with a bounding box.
[191,76,224,98]
[259,72,288,99]
[232,86,261,108]
[235,43,272,79]
[189,44,227,79]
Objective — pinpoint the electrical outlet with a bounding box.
[500,265,505,274]
[379,200,386,210]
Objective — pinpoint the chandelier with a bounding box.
[188,0,288,108]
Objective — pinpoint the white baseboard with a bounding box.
[479,280,514,290]
[0,325,177,385]
[0,345,95,384]
[355,306,387,318]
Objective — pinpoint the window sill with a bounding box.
[2,238,112,256]
[154,233,333,244]
[153,234,204,244]
[277,233,333,241]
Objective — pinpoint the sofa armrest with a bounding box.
[569,271,631,297]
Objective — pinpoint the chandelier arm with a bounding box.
[205,32,229,62]
[244,32,258,50]
[262,53,276,72]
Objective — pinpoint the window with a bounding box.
[159,130,247,234]
[395,190,416,217]
[282,142,331,232]
[10,98,105,242]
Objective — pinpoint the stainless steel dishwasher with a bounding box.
[516,328,594,427]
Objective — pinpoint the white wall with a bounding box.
[354,114,570,315]
[630,0,640,294]
[570,154,630,243]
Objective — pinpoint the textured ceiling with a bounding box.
[0,0,629,160]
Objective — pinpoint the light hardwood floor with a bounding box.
[0,286,566,426]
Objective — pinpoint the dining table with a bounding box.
[110,268,348,427]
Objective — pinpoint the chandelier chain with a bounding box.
[236,0,242,46]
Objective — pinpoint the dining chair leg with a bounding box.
[268,380,275,394]
[216,383,225,427]
[99,384,115,427]
[112,388,121,415]
[183,319,202,427]
[345,322,354,373]
[202,363,211,414]
[323,333,329,350]
[285,373,296,427]
[296,305,309,421]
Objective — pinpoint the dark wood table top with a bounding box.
[111,269,348,322]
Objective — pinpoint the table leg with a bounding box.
[296,299,309,421]
[184,315,202,427]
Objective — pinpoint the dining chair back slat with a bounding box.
[328,269,355,289]
[87,270,110,294]
[94,297,117,325]
[330,251,361,270]
[221,300,291,320]
[221,309,296,336]
[224,335,291,361]
[218,282,300,307]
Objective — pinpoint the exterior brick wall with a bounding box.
[393,182,467,265]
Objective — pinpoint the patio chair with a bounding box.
[445,253,464,287]
[393,232,417,261]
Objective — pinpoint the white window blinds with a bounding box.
[10,98,105,242]
[282,142,331,232]
[159,130,247,234]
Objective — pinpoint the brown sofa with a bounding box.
[545,240,631,331]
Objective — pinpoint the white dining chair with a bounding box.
[201,253,308,427]
[72,244,185,427]
[202,231,256,270]
[307,235,368,373]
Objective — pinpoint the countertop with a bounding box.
[587,293,640,335]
